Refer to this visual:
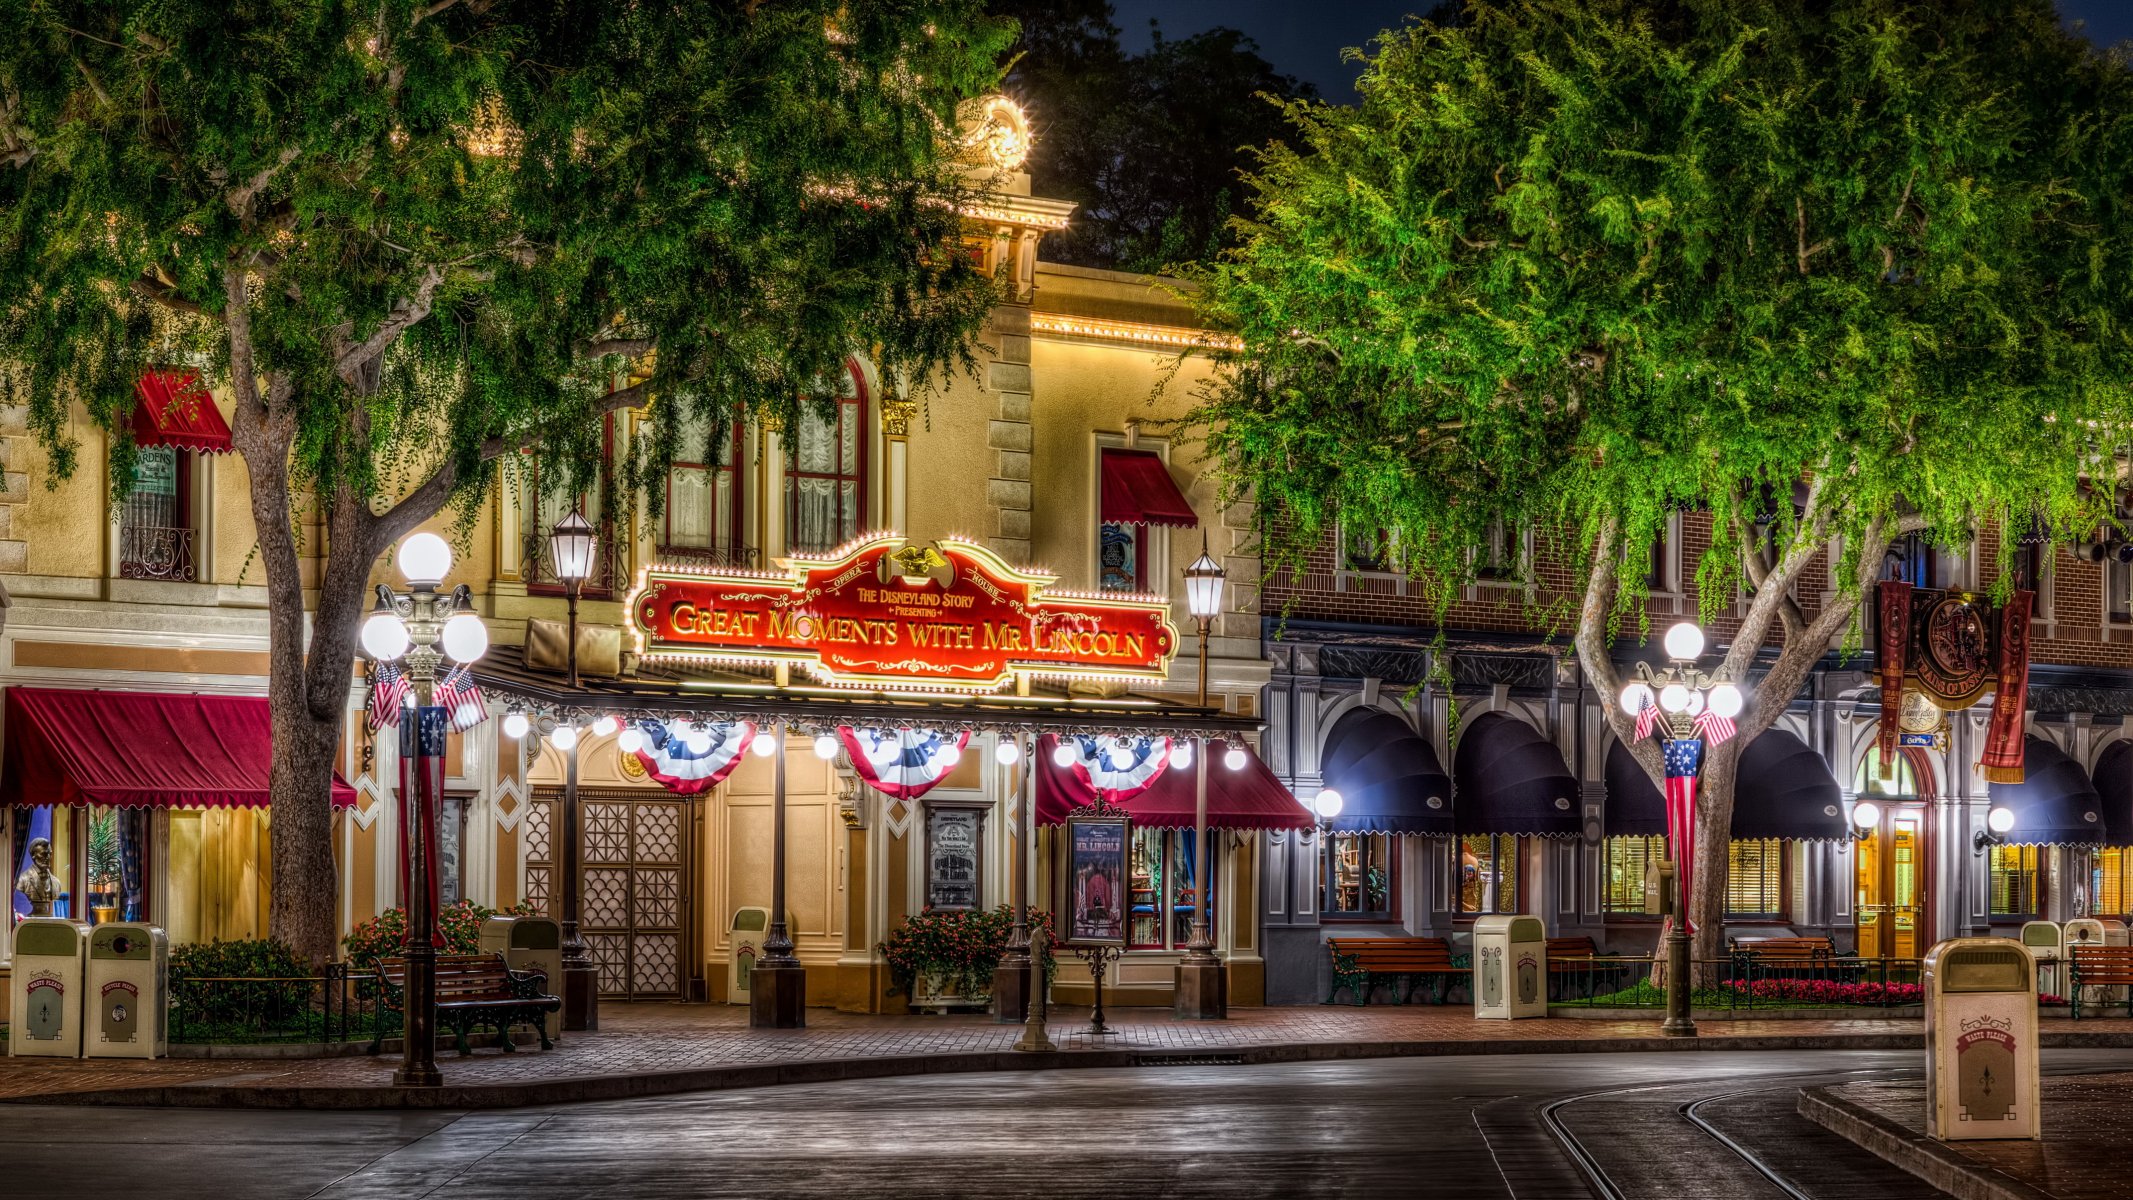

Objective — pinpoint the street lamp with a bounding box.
[364,531,486,1088]
[545,506,600,1032]
[1617,620,1743,1040]
[1177,538,1227,1020]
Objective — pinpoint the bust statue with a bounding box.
[14,837,57,917]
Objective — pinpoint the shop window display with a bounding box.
[1320,832,1396,919]
[1454,833,1520,915]
[1127,826,1215,950]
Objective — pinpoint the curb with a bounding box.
[1797,1085,2053,1200]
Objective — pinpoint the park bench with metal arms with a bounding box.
[1547,935,1631,997]
[371,952,561,1055]
[2069,945,2133,1018]
[1325,936,1462,1005]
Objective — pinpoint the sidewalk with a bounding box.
[9,1003,2133,1110]
[1803,1073,2133,1200]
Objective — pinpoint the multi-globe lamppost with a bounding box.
[1616,621,1743,1039]
[361,532,490,1087]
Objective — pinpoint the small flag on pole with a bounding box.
[1693,709,1736,747]
[434,664,489,732]
[367,660,409,730]
[1633,699,1659,742]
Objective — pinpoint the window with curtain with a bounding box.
[1725,839,1786,917]
[1320,832,1396,919]
[2095,848,2133,915]
[786,371,865,552]
[1126,827,1216,949]
[1990,844,2042,917]
[1604,836,1666,915]
[1454,834,1520,915]
[524,414,616,596]
[663,407,747,565]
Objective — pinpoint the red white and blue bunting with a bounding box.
[1062,734,1172,802]
[631,719,754,796]
[839,727,971,801]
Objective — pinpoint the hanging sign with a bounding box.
[626,534,1177,692]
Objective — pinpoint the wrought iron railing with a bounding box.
[119,523,196,582]
[1551,953,1931,1011]
[653,542,758,568]
[167,963,397,1045]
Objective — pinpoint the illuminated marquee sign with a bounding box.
[627,534,1178,692]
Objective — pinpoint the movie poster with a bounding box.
[1063,815,1129,946]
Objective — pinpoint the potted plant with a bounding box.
[879,905,1057,1013]
[87,810,122,924]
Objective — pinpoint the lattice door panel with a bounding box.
[522,800,553,915]
[525,790,693,999]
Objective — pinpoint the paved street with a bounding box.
[9,1048,2128,1198]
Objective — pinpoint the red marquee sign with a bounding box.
[626,534,1179,692]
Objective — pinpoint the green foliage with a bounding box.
[878,903,1058,1001]
[170,937,312,982]
[168,938,314,1028]
[1188,0,2133,620]
[85,810,120,889]
[342,898,534,965]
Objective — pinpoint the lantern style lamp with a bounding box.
[1183,542,1226,709]
[546,507,597,688]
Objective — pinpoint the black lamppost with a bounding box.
[1175,541,1227,1019]
[362,532,488,1087]
[546,507,600,1030]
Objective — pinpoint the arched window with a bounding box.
[786,363,867,552]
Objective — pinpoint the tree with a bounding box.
[993,0,1313,271]
[1186,0,2133,960]
[0,0,1013,965]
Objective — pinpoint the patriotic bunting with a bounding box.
[839,727,971,801]
[1060,734,1172,801]
[1663,737,1702,934]
[632,719,753,795]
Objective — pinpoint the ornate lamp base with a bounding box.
[750,964,807,1029]
[562,963,600,1032]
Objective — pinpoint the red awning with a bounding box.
[1099,448,1198,528]
[133,369,234,453]
[1,688,358,810]
[1034,735,1309,830]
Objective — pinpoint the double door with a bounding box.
[1855,803,1929,959]
[526,788,694,999]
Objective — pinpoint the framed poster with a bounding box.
[1062,814,1130,946]
[923,802,986,912]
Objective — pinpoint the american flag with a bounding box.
[367,660,409,730]
[1692,709,1736,747]
[1633,697,1659,741]
[1663,737,1702,934]
[434,664,489,732]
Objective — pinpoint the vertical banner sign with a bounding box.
[1662,738,1701,934]
[1062,814,1129,946]
[398,705,448,947]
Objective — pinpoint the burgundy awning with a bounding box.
[1099,448,1198,528]
[1034,735,1309,829]
[133,369,235,453]
[1,687,357,810]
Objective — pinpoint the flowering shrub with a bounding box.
[878,905,1058,1002]
[1721,978,1924,1006]
[341,899,535,966]
[2041,992,2069,1007]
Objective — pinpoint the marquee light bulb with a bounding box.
[1053,740,1078,768]
[1224,744,1248,771]
[813,733,840,760]
[616,726,645,755]
[1658,683,1691,713]
[549,724,579,752]
[994,739,1021,766]
[750,730,777,757]
[502,711,529,740]
[1618,681,1654,716]
[592,714,619,737]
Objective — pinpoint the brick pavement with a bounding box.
[6,1002,2133,1110]
[1812,1074,2133,1200]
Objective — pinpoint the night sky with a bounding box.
[1112,1,2133,98]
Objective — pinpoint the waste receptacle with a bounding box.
[481,915,563,1040]
[728,907,769,1004]
[1472,914,1547,1019]
[9,918,87,1058]
[1924,937,2041,1141]
[85,923,167,1059]
[2020,920,2063,997]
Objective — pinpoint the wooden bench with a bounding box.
[1730,936,1862,981]
[2069,945,2133,1018]
[1547,936,1632,997]
[1326,937,1463,1005]
[371,952,561,1055]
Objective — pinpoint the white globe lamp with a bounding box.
[1663,622,1705,661]
[397,532,453,587]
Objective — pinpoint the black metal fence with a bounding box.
[168,962,399,1045]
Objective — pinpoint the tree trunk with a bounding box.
[1688,740,1741,978]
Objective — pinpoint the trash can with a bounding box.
[1472,914,1547,1019]
[9,918,87,1058]
[728,906,769,1004]
[1924,937,2041,1141]
[84,923,167,1059]
[2019,920,2063,997]
[481,915,563,1041]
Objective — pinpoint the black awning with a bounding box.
[1604,739,1665,837]
[2094,739,2133,847]
[1606,729,1844,841]
[1993,735,2106,846]
[1453,711,1579,837]
[1320,707,1453,836]
[1730,729,1848,842]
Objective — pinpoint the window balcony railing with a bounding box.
[120,524,197,582]
[652,543,758,569]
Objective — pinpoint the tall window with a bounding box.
[786,368,866,552]
[1454,834,1520,915]
[1603,836,1666,915]
[524,415,616,597]
[1725,839,1786,918]
[119,446,196,581]
[2096,848,2133,915]
[1320,833,1396,919]
[1645,522,1672,592]
[1990,844,2041,918]
[2109,552,2133,626]
[1476,521,1519,581]
[663,408,748,565]
[1344,526,1392,574]
[1126,827,1216,949]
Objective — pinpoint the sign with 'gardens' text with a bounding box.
[627,534,1178,692]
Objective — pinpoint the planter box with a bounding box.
[912,973,992,1014]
